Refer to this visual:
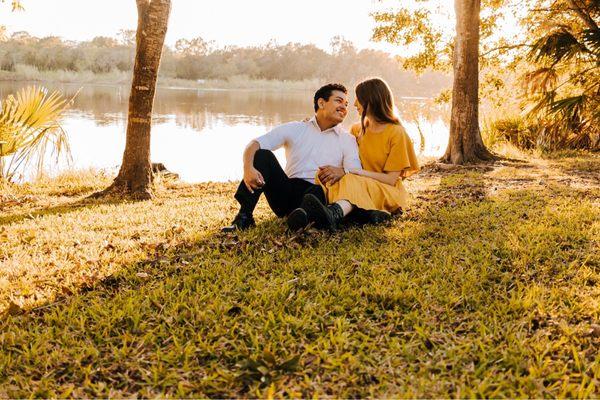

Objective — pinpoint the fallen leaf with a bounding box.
[6,301,23,316]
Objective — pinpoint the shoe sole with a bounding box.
[302,194,336,231]
[286,208,309,231]
[221,220,255,233]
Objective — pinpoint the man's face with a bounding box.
[318,90,349,124]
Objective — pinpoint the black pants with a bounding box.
[234,150,325,217]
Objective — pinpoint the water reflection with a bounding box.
[0,81,450,182]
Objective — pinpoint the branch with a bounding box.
[481,43,531,57]
[565,0,600,31]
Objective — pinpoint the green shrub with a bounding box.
[483,116,540,150]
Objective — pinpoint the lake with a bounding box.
[0,81,450,182]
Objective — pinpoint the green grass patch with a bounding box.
[0,155,599,397]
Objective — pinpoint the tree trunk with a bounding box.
[441,0,495,164]
[105,0,171,199]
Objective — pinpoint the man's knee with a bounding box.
[253,149,276,169]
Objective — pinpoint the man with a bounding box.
[222,83,361,232]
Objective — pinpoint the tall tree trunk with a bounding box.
[106,0,171,199]
[441,0,495,164]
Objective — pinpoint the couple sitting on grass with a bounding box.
[222,78,420,233]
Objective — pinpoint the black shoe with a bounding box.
[221,212,255,232]
[302,194,344,232]
[286,208,309,231]
[366,210,392,225]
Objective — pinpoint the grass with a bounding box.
[0,64,321,91]
[0,152,599,397]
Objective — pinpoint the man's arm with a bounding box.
[319,133,362,185]
[242,140,264,193]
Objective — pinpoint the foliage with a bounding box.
[0,86,71,181]
[373,0,600,151]
[0,0,23,12]
[482,115,540,150]
[0,0,23,42]
[0,32,451,97]
[521,0,600,151]
[0,153,599,396]
[371,0,521,73]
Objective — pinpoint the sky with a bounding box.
[0,0,438,54]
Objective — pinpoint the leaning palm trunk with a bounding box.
[99,0,171,199]
[0,86,71,182]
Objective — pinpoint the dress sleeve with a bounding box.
[350,123,362,139]
[383,125,420,178]
[255,122,295,151]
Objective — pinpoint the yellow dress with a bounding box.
[320,123,420,213]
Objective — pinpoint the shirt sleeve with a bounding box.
[255,122,295,151]
[341,132,362,171]
[383,126,420,177]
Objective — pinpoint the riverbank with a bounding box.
[0,65,322,91]
[1,150,599,397]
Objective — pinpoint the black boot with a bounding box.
[301,194,345,232]
[366,210,392,225]
[221,212,255,232]
[286,207,309,231]
[286,193,323,232]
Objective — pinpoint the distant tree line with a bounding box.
[0,31,450,97]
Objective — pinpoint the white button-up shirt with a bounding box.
[256,117,362,183]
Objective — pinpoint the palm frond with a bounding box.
[0,86,72,181]
[529,28,587,63]
[522,67,558,93]
[581,28,600,55]
[548,94,587,119]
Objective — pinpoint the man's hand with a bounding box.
[318,165,345,185]
[243,166,265,193]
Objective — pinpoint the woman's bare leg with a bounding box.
[336,200,354,216]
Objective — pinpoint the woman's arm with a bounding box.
[349,169,402,186]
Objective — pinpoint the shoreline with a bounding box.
[0,69,436,98]
[0,71,322,92]
[0,76,435,99]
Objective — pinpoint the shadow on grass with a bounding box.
[0,197,131,226]
[1,168,598,397]
[550,157,600,184]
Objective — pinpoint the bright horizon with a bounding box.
[0,0,456,54]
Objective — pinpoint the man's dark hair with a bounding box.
[313,83,347,112]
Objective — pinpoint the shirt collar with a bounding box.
[309,116,342,135]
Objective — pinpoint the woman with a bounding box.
[302,77,420,231]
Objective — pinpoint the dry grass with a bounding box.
[0,152,599,397]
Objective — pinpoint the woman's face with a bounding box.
[354,98,364,116]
